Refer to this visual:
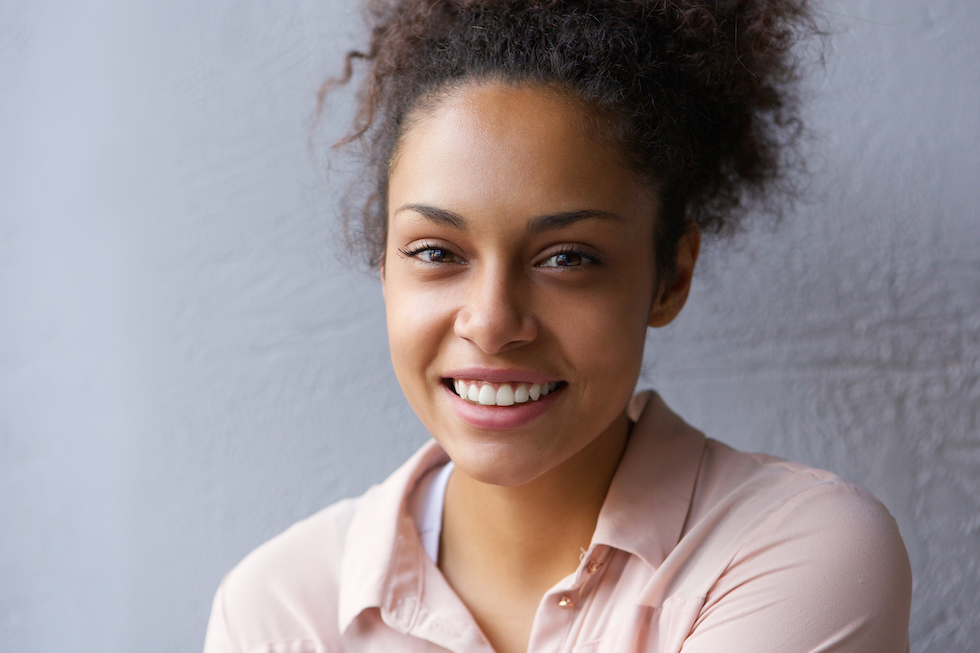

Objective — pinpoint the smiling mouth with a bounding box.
[447,379,563,407]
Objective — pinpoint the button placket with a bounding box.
[542,555,606,653]
[550,547,612,613]
[579,545,610,582]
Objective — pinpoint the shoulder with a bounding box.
[227,496,358,601]
[692,439,911,585]
[203,440,448,653]
[203,497,360,653]
[680,441,912,652]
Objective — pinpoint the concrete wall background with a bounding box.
[1,0,976,651]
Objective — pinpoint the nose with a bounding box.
[453,262,537,355]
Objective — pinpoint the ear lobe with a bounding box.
[648,226,700,328]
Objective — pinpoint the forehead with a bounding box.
[388,82,652,222]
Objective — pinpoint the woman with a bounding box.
[204,1,912,651]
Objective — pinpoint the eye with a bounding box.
[398,243,463,264]
[538,247,599,268]
[418,248,458,263]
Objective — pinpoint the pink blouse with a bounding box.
[203,392,912,653]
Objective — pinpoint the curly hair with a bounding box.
[323,0,816,281]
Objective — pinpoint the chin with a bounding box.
[439,435,569,488]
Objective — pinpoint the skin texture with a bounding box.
[382,82,699,653]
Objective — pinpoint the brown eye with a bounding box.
[555,252,582,266]
[539,248,595,268]
[417,248,459,264]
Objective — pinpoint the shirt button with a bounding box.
[586,560,603,574]
[558,595,575,608]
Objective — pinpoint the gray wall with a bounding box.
[1,0,976,651]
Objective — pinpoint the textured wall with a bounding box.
[1,1,977,651]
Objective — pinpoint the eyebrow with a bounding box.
[395,204,467,230]
[527,209,625,233]
[394,204,624,232]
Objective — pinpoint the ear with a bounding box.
[648,226,700,328]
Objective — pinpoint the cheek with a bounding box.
[543,285,650,387]
[384,277,453,386]
[586,304,647,370]
[556,267,653,345]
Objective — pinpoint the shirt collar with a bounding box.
[337,391,706,632]
[337,440,449,634]
[590,391,706,570]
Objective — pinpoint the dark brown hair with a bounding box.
[323,0,816,281]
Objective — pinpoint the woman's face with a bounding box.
[383,82,686,487]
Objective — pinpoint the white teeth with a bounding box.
[478,384,496,405]
[514,385,530,403]
[454,380,558,406]
[496,385,515,406]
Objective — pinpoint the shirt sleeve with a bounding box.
[680,482,912,653]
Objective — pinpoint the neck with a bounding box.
[439,410,631,594]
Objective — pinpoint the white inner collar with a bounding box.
[415,460,454,563]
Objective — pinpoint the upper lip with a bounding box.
[442,367,562,385]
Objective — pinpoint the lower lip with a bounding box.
[444,383,560,430]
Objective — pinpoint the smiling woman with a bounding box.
[203,2,911,653]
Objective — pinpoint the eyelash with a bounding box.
[398,242,463,264]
